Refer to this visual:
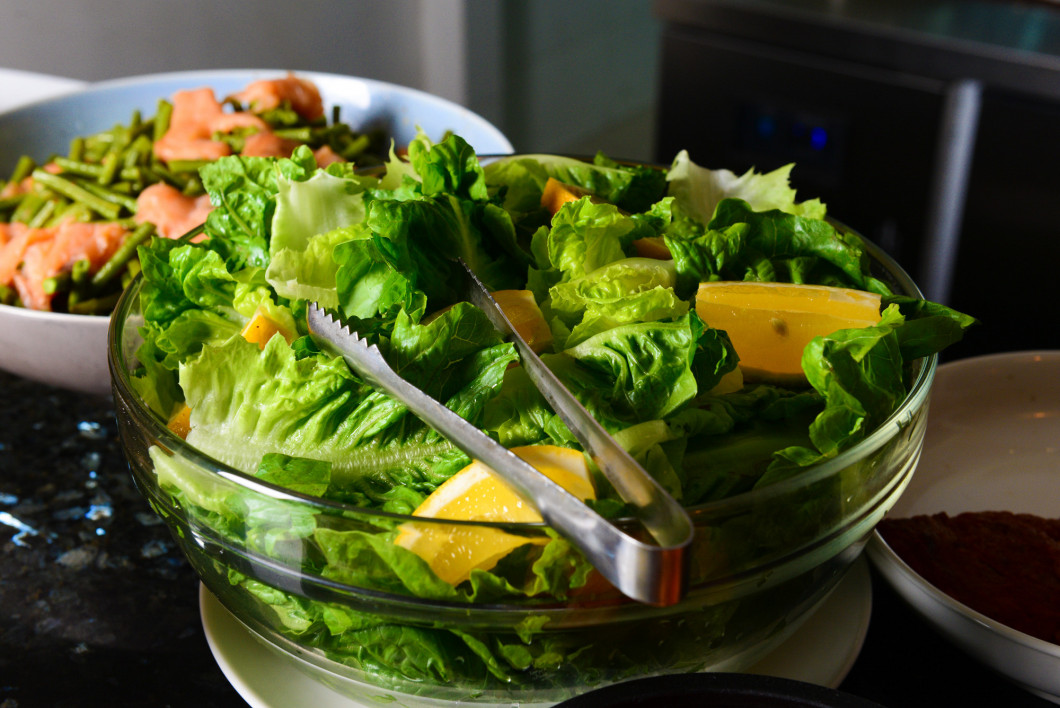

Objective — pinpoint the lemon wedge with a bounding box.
[241,306,297,349]
[632,236,671,260]
[394,445,595,586]
[541,177,597,215]
[695,281,883,383]
[166,404,192,439]
[490,289,553,353]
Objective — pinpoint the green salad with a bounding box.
[127,131,974,694]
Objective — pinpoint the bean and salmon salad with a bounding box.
[0,74,390,315]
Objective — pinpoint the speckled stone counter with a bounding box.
[0,370,243,708]
[1,369,1051,708]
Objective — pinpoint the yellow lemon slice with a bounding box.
[240,306,297,349]
[394,445,595,585]
[166,404,192,439]
[541,177,596,215]
[490,289,553,353]
[695,281,883,383]
[632,236,671,260]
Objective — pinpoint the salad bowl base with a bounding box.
[200,557,873,708]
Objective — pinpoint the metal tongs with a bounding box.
[307,261,693,606]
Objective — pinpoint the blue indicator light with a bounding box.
[810,126,828,150]
[756,114,776,139]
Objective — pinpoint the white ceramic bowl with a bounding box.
[0,69,514,395]
[867,350,1060,704]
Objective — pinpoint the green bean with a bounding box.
[340,134,372,159]
[48,202,92,226]
[9,155,36,184]
[98,151,121,186]
[153,99,173,143]
[0,284,17,306]
[27,199,57,228]
[52,156,103,178]
[90,222,154,288]
[69,291,121,315]
[166,159,210,174]
[52,157,144,184]
[0,194,24,213]
[43,272,71,295]
[78,180,138,214]
[31,169,121,220]
[10,191,48,224]
[273,127,313,142]
[69,136,85,162]
[121,257,142,289]
[71,258,93,286]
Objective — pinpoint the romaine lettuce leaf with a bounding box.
[666,151,826,223]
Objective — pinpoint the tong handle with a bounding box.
[307,303,688,606]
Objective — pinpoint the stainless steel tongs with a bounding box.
[307,261,693,606]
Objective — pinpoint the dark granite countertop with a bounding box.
[0,369,1052,708]
[0,371,243,708]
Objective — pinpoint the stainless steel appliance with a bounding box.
[654,0,1060,357]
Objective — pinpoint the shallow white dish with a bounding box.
[0,69,513,394]
[200,557,872,708]
[0,304,111,394]
[867,350,1060,704]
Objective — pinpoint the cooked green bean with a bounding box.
[153,99,172,143]
[43,272,71,295]
[69,291,121,315]
[78,180,138,214]
[27,199,57,228]
[10,191,48,224]
[0,284,17,306]
[71,258,93,286]
[69,136,85,162]
[31,169,121,220]
[98,151,121,186]
[121,257,142,289]
[48,203,92,226]
[90,222,154,288]
[9,155,36,184]
[273,127,313,142]
[0,194,23,213]
[165,159,211,174]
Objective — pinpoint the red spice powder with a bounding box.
[877,511,1060,645]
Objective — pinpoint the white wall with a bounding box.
[0,0,660,158]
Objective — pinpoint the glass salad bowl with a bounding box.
[108,235,937,707]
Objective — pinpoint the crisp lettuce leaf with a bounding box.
[666,151,826,224]
[666,198,889,296]
[563,313,707,421]
[546,199,638,279]
[547,257,686,347]
[266,168,375,306]
[198,154,283,270]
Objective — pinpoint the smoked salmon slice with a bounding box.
[135,183,214,240]
[1,221,128,311]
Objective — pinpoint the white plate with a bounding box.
[199,557,872,708]
[0,69,513,394]
[867,350,1060,704]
